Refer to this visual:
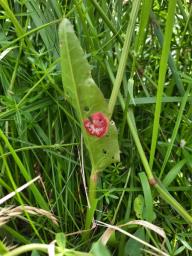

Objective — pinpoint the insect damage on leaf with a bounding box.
[83,112,109,138]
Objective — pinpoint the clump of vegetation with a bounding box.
[0,1,191,255]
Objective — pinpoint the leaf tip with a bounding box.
[59,18,74,35]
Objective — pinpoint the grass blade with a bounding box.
[149,0,177,169]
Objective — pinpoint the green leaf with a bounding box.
[59,18,120,171]
[31,250,41,256]
[91,241,111,256]
[124,228,145,256]
[139,172,156,222]
[182,149,192,170]
[134,194,144,219]
[0,240,8,254]
[127,78,136,105]
[56,233,66,250]
[162,159,186,187]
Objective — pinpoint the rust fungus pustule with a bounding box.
[83,112,109,138]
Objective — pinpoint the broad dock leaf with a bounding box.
[59,18,120,171]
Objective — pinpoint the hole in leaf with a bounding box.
[110,120,115,125]
[102,149,107,154]
[84,106,90,112]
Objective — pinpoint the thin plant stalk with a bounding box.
[149,0,177,169]
[108,0,141,116]
[84,172,98,236]
[3,244,49,256]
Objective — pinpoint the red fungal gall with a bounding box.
[83,112,109,138]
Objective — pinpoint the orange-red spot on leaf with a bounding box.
[83,112,109,137]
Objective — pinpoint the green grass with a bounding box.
[0,1,192,255]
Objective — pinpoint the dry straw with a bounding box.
[0,205,58,226]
